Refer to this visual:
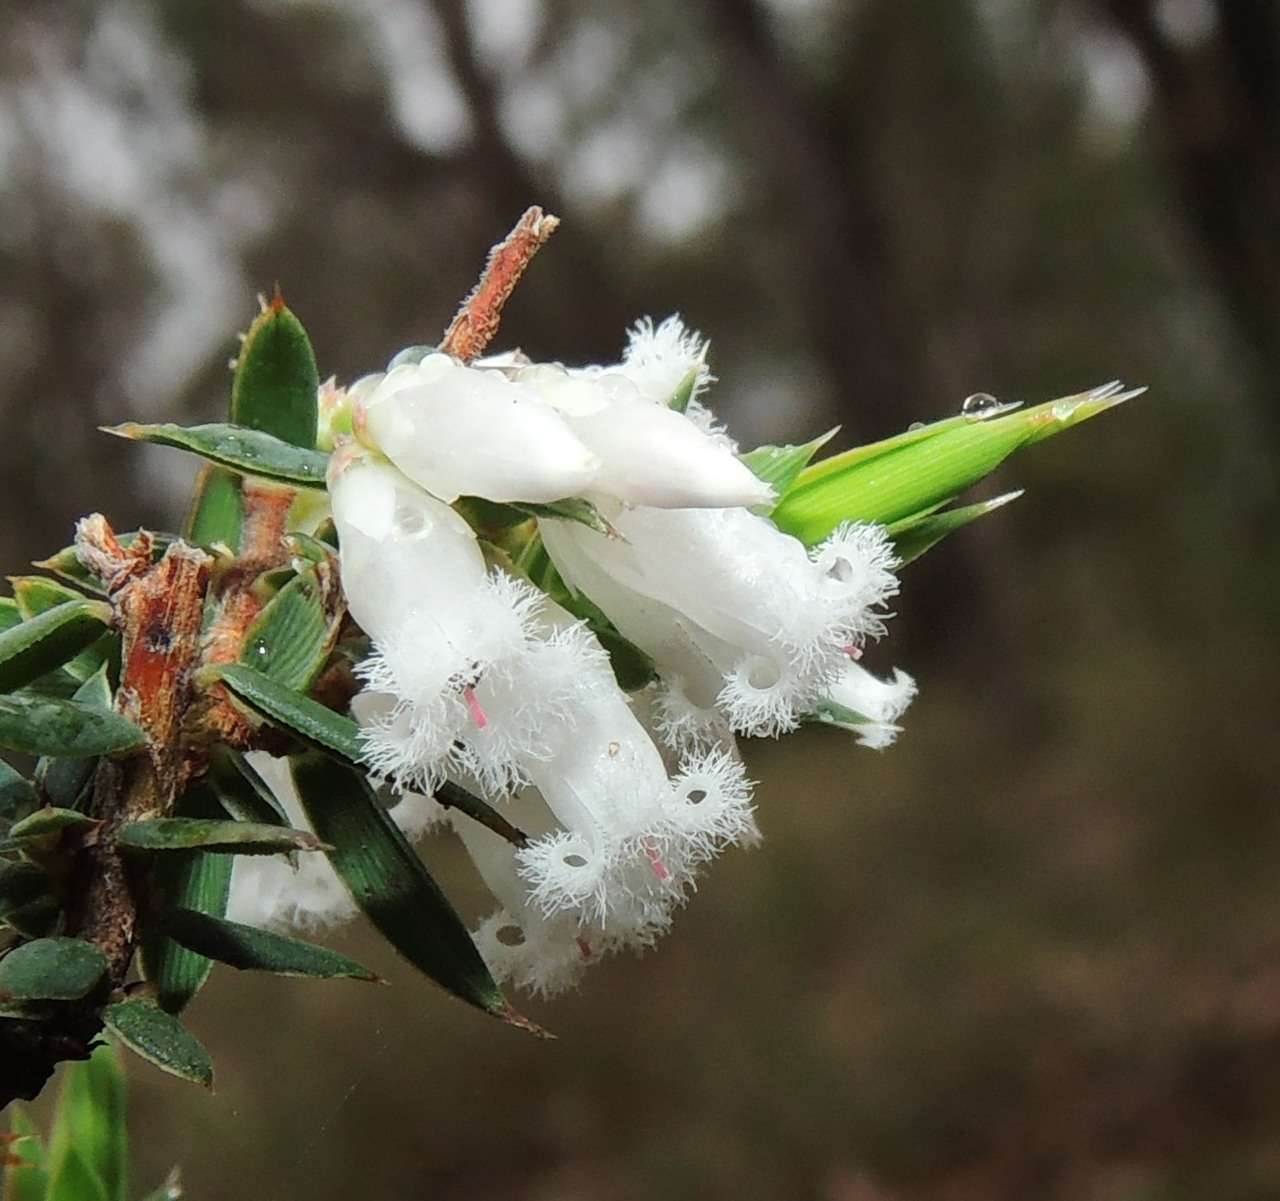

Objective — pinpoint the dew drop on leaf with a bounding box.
[961,392,1000,419]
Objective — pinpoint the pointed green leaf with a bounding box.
[887,490,1024,566]
[214,665,528,846]
[206,747,288,828]
[47,1043,126,1201]
[44,1148,108,1201]
[102,1001,212,1089]
[139,785,234,1015]
[231,298,319,449]
[0,863,53,922]
[0,938,107,1001]
[102,424,328,490]
[0,761,38,823]
[0,599,19,634]
[0,695,145,758]
[5,1104,49,1201]
[774,383,1142,544]
[512,497,616,537]
[0,601,112,695]
[35,666,113,811]
[290,753,539,1031]
[10,578,88,620]
[214,664,364,761]
[8,808,98,843]
[739,428,839,506]
[666,366,699,413]
[117,817,324,856]
[239,563,343,692]
[1,898,62,939]
[157,908,379,982]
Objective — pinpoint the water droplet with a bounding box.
[961,392,1000,419]
[1052,398,1083,421]
[908,421,926,431]
[251,638,270,659]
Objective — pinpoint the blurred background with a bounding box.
[2,0,1278,1198]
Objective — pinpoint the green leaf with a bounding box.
[512,497,617,538]
[138,785,234,1015]
[8,808,98,844]
[0,695,145,758]
[0,600,19,634]
[5,1104,49,1201]
[215,664,364,762]
[185,467,243,552]
[239,563,343,692]
[157,908,379,982]
[231,297,320,449]
[0,938,107,1001]
[886,490,1023,566]
[0,863,53,922]
[47,1043,127,1201]
[666,366,699,413]
[102,1001,213,1089]
[773,383,1141,544]
[290,753,540,1031]
[738,428,838,507]
[44,1148,108,1201]
[206,747,288,828]
[214,666,529,846]
[0,760,38,823]
[9,578,88,620]
[35,666,113,811]
[117,818,325,856]
[0,601,112,695]
[101,424,328,491]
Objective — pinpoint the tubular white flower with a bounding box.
[541,507,904,740]
[511,361,771,508]
[355,353,600,503]
[826,661,918,750]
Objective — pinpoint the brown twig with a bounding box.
[438,206,560,361]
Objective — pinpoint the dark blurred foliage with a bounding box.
[3,1,1278,1198]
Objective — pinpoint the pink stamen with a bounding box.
[643,838,671,882]
[843,644,863,660]
[463,685,488,729]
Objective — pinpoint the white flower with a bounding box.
[541,508,902,742]
[825,661,917,749]
[355,353,601,503]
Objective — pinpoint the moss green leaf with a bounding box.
[35,666,113,812]
[0,695,145,758]
[102,1001,212,1089]
[0,602,112,695]
[206,747,288,828]
[290,753,542,1032]
[117,817,325,856]
[102,424,328,491]
[0,760,38,824]
[138,785,234,1015]
[239,563,343,692]
[0,938,107,1001]
[157,908,379,982]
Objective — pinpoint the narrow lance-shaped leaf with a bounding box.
[138,784,234,1015]
[0,938,107,1002]
[117,817,325,856]
[185,467,243,552]
[738,428,839,508]
[46,1043,127,1201]
[9,577,89,619]
[206,747,288,828]
[0,601,112,695]
[887,491,1024,566]
[0,695,145,758]
[101,424,328,491]
[43,1149,109,1201]
[290,753,543,1032]
[773,382,1142,544]
[102,1001,213,1089]
[157,908,379,982]
[0,759,38,823]
[0,862,54,922]
[214,665,529,846]
[8,808,99,844]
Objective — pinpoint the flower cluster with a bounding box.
[234,317,913,995]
